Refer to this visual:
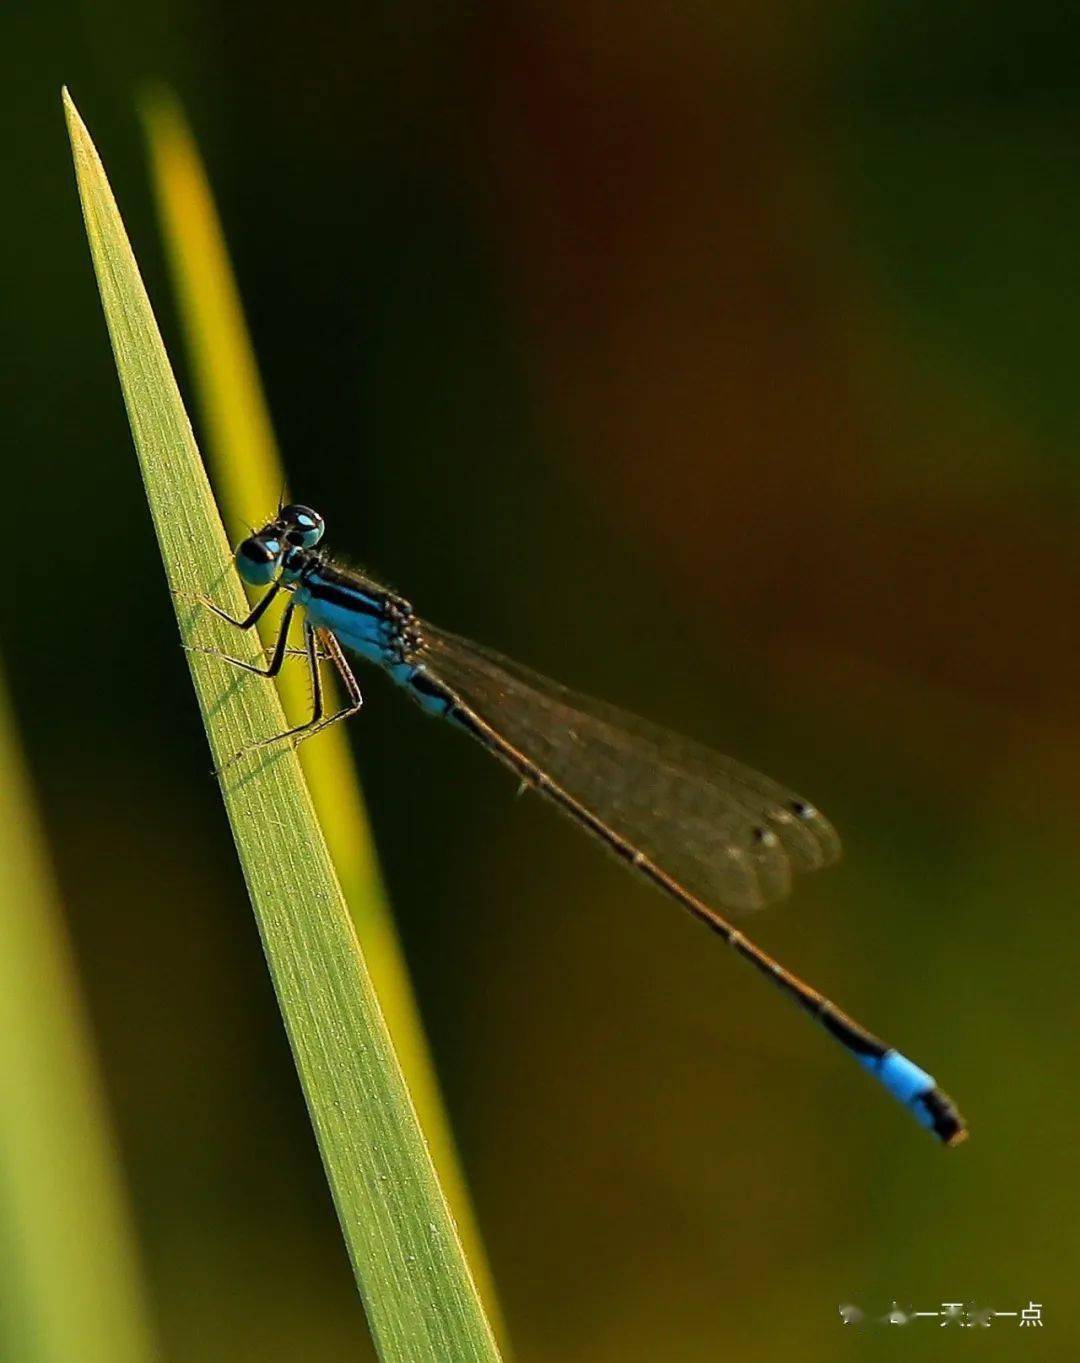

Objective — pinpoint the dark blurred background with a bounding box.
[4,2,1079,1358]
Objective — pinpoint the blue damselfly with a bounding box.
[202,503,967,1145]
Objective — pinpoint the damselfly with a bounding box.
[203,503,967,1146]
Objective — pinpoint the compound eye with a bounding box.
[279,504,325,547]
[236,535,282,586]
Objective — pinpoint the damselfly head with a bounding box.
[278,504,325,548]
[236,533,283,586]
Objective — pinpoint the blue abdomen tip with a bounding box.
[857,1049,935,1104]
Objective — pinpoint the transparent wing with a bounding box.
[418,623,841,914]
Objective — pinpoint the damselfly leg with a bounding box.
[198,579,282,632]
[199,585,363,760]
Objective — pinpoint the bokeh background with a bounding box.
[4,2,1078,1358]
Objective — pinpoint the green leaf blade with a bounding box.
[63,88,502,1363]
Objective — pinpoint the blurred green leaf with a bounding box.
[0,661,160,1363]
[138,90,505,1340]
